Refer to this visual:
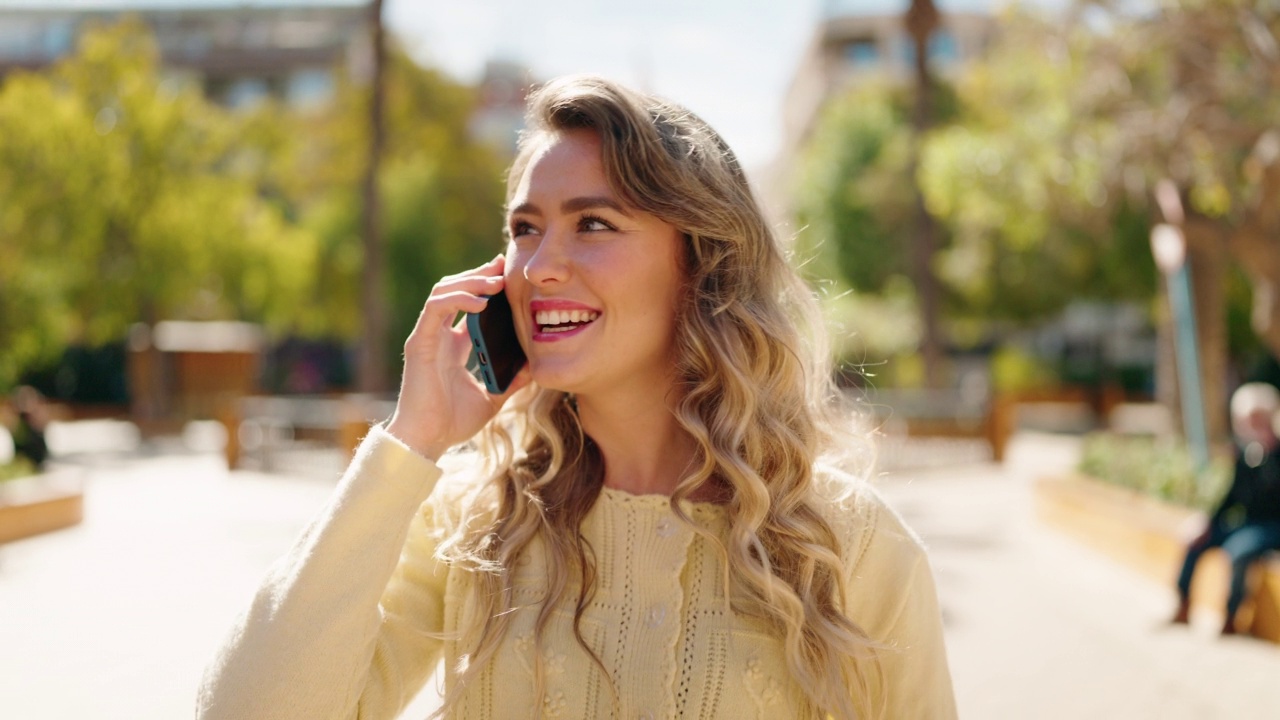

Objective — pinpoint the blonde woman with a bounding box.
[197,76,956,719]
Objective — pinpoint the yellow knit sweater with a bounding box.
[197,426,956,719]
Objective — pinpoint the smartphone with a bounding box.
[466,289,527,394]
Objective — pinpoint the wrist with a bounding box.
[383,417,448,463]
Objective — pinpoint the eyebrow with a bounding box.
[508,195,633,218]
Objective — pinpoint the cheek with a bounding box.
[503,247,528,287]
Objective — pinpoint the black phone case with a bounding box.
[466,290,526,394]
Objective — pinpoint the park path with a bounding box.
[0,432,1276,719]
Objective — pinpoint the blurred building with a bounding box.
[782,1,998,156]
[469,59,536,157]
[0,1,367,111]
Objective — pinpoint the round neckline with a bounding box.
[598,485,728,515]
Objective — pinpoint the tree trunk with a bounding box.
[1230,226,1280,362]
[357,0,388,393]
[905,0,944,388]
[1231,139,1280,361]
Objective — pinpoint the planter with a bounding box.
[0,469,84,544]
[1035,473,1280,643]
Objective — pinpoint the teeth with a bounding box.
[535,308,599,327]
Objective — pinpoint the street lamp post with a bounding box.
[1150,211,1210,471]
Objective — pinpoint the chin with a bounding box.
[528,362,586,395]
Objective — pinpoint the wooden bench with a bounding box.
[1035,474,1280,642]
[218,394,394,473]
[0,470,84,544]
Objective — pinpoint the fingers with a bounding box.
[406,291,487,354]
[405,255,509,356]
[433,271,506,300]
[438,254,505,286]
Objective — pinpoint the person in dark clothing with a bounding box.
[9,385,49,469]
[1172,382,1280,635]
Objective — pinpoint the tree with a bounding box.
[921,0,1280,441]
[283,45,508,387]
[0,19,510,395]
[918,11,1159,320]
[0,20,316,392]
[358,0,389,393]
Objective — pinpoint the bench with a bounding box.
[219,394,395,475]
[0,469,84,543]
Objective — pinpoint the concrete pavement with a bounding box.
[0,431,1276,719]
[892,433,1280,719]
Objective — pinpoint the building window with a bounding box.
[842,37,879,68]
[0,20,39,60]
[930,30,959,63]
[286,69,333,110]
[224,77,269,109]
[42,20,74,58]
[898,29,961,66]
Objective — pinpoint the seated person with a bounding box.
[1172,382,1280,635]
[9,386,49,469]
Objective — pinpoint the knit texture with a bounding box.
[197,426,956,719]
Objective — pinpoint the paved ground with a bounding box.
[898,434,1280,719]
[1,431,1276,719]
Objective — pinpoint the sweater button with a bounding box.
[638,711,655,720]
[656,518,675,537]
[644,604,667,628]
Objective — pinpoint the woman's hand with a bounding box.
[385,255,531,461]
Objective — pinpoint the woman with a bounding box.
[197,76,955,719]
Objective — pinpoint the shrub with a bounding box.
[1078,432,1231,512]
[0,457,37,483]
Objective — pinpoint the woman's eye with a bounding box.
[510,220,538,237]
[579,215,614,232]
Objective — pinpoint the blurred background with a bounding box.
[0,0,1278,718]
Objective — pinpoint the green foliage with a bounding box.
[0,20,317,389]
[0,457,37,483]
[989,345,1058,393]
[0,20,508,390]
[1078,432,1232,511]
[284,49,506,378]
[793,83,957,374]
[918,11,1159,321]
[793,83,919,295]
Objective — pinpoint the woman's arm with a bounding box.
[197,256,531,719]
[844,495,958,719]
[196,427,449,720]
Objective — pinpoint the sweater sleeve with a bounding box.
[196,425,452,720]
[844,494,958,720]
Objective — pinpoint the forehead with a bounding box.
[509,129,612,207]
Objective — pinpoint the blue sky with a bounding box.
[17,0,1011,168]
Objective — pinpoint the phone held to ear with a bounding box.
[466,289,527,394]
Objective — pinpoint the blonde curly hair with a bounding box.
[434,75,881,719]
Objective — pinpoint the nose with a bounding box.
[521,224,572,286]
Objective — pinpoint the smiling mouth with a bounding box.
[535,309,600,334]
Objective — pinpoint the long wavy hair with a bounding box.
[433,75,881,719]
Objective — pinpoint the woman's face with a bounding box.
[503,129,685,398]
